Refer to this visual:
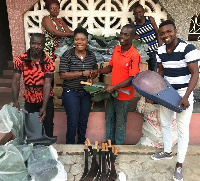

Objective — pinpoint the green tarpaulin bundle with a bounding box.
[83,82,118,102]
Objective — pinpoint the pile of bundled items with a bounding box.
[136,97,178,148]
[0,104,67,181]
[54,25,149,64]
[80,138,119,181]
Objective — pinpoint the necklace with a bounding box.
[75,49,86,60]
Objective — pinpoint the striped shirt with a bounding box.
[13,49,54,103]
[134,16,158,53]
[59,48,98,92]
[156,39,200,90]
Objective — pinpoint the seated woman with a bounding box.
[59,27,98,144]
[42,0,74,60]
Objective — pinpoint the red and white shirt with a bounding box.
[13,49,54,103]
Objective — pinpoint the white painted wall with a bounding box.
[24,0,167,49]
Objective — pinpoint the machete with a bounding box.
[86,138,93,156]
[83,141,99,181]
[106,140,112,178]
[98,143,107,181]
[107,147,119,181]
[94,141,102,181]
[80,140,89,181]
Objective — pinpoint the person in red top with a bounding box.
[92,24,141,144]
[11,33,55,137]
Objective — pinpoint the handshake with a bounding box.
[82,69,99,79]
[81,68,116,94]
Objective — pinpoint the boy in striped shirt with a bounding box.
[133,3,162,72]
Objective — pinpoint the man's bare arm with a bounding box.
[11,72,21,110]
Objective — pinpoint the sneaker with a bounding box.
[151,152,173,160]
[173,167,183,181]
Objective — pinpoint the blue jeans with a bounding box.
[147,51,157,72]
[62,88,92,144]
[105,97,131,145]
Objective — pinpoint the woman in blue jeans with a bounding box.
[59,27,98,144]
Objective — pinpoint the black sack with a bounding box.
[25,112,57,146]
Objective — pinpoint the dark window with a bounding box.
[188,13,200,41]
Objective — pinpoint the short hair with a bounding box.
[30,33,46,43]
[159,20,176,29]
[133,3,144,10]
[44,0,60,10]
[74,27,88,37]
[122,24,135,36]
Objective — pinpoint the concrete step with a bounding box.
[0,83,11,88]
[3,69,12,76]
[0,75,12,83]
[0,92,12,97]
[0,75,12,79]
[0,98,12,109]
[0,92,12,109]
[0,87,11,92]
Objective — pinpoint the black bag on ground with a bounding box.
[25,112,57,146]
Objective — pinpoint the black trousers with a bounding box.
[24,97,54,137]
[147,51,157,72]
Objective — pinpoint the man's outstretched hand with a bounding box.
[90,69,99,79]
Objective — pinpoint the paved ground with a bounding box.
[193,102,200,113]
[54,144,200,181]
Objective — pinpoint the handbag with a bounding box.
[25,112,57,146]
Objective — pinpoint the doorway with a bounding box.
[0,0,12,75]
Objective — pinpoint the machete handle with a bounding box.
[108,140,112,147]
[94,141,98,149]
[80,81,92,86]
[105,143,108,151]
[86,138,91,146]
[84,140,88,149]
[114,147,119,155]
[99,141,102,149]
[102,143,105,151]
